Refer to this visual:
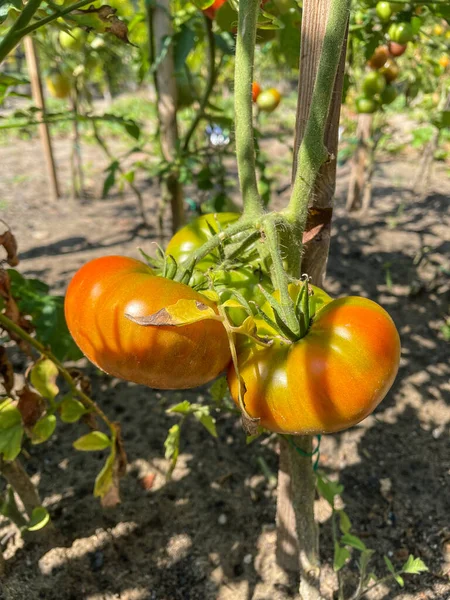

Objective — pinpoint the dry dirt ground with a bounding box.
[0,134,449,600]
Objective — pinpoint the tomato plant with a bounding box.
[65,256,231,389]
[228,296,400,434]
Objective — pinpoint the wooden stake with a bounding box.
[23,36,60,200]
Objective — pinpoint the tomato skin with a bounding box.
[203,0,227,19]
[367,46,389,69]
[65,256,231,390]
[356,96,379,113]
[166,212,240,270]
[252,82,262,103]
[388,22,413,44]
[46,73,71,99]
[362,71,386,97]
[380,59,399,83]
[228,296,401,434]
[256,88,282,112]
[388,41,407,57]
[376,2,392,22]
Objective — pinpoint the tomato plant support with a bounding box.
[148,0,185,234]
[23,36,60,200]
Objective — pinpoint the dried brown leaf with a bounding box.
[0,228,19,267]
[0,346,14,394]
[17,386,45,428]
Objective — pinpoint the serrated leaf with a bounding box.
[30,359,59,401]
[59,395,86,423]
[31,415,56,444]
[341,533,367,551]
[339,510,352,534]
[73,431,111,451]
[125,298,220,327]
[94,450,115,498]
[167,400,192,415]
[316,474,344,506]
[334,542,351,572]
[401,555,428,575]
[209,376,228,403]
[27,506,50,531]
[194,411,217,438]
[384,554,406,586]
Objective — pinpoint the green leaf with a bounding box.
[316,473,344,506]
[0,398,21,429]
[102,160,119,198]
[94,450,115,498]
[334,542,351,572]
[341,533,367,551]
[384,555,404,587]
[0,423,23,461]
[191,0,215,9]
[30,359,59,401]
[167,400,192,415]
[27,506,50,531]
[338,510,352,534]
[31,415,56,444]
[360,549,375,573]
[209,376,228,403]
[59,395,86,423]
[401,555,428,575]
[194,411,217,438]
[73,431,111,451]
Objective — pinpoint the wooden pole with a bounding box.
[276,2,348,597]
[23,36,60,200]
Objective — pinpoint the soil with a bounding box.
[0,132,449,600]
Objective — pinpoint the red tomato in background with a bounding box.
[228,296,401,434]
[203,0,227,19]
[65,256,231,389]
[252,82,262,103]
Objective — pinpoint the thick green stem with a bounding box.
[286,0,350,232]
[182,15,216,151]
[234,0,263,217]
[263,219,300,336]
[0,313,116,439]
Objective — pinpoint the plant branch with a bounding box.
[0,313,116,439]
[287,0,350,231]
[234,0,263,217]
[0,0,43,62]
[13,0,94,37]
[182,15,216,151]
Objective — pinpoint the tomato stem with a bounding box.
[234,0,264,217]
[286,0,350,238]
[0,313,117,440]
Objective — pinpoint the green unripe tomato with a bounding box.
[376,2,392,22]
[410,15,421,34]
[59,28,85,51]
[362,71,386,97]
[356,96,379,114]
[380,84,398,105]
[388,22,414,43]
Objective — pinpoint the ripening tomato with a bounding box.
[228,296,401,434]
[46,73,71,99]
[433,24,444,36]
[388,22,413,44]
[166,212,241,270]
[203,0,227,19]
[368,46,390,69]
[356,96,379,114]
[256,88,282,112]
[252,82,262,103]
[376,2,392,22]
[380,59,399,83]
[362,71,386,97]
[439,55,449,69]
[388,41,407,56]
[65,256,231,389]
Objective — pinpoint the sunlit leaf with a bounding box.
[31,415,56,444]
[401,555,428,575]
[59,395,86,423]
[27,506,50,531]
[30,359,59,401]
[73,431,111,451]
[334,542,350,572]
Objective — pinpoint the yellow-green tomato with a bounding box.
[59,28,85,51]
[256,88,282,113]
[356,96,379,113]
[362,71,386,97]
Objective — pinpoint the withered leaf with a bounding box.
[17,386,45,429]
[302,207,333,244]
[74,5,134,45]
[0,346,14,394]
[0,227,19,267]
[126,299,218,327]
